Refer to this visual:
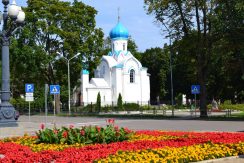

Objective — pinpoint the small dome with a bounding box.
[109,22,129,40]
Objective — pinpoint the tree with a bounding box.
[96,92,101,112]
[144,0,218,117]
[207,0,244,102]
[141,47,169,102]
[10,0,104,102]
[127,37,141,61]
[117,93,123,110]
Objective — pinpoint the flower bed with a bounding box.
[0,121,244,162]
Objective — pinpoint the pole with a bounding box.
[45,84,48,124]
[169,37,174,117]
[68,60,71,115]
[195,94,197,117]
[54,95,56,116]
[28,102,31,122]
[0,0,25,123]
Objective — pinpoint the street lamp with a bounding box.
[163,24,174,117]
[58,52,81,115]
[169,36,174,117]
[0,0,25,122]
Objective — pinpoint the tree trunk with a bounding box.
[199,65,208,117]
[195,0,208,117]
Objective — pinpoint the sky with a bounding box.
[1,0,167,52]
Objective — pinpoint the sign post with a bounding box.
[44,84,49,124]
[25,84,34,121]
[50,85,60,116]
[191,85,200,117]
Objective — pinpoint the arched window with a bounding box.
[130,69,135,83]
[102,66,105,75]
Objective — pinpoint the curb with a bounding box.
[193,155,244,163]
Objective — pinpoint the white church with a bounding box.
[80,20,150,106]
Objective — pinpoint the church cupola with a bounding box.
[109,17,129,53]
[109,22,129,40]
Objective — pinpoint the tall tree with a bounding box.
[144,0,217,117]
[10,0,104,101]
[141,47,169,102]
[208,0,244,102]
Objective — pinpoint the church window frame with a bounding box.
[123,43,125,51]
[129,69,135,83]
[102,65,105,75]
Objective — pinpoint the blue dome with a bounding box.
[109,22,129,40]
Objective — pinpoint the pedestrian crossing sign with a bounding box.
[191,85,200,94]
[50,85,60,94]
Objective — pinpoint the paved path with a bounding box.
[1,115,244,138]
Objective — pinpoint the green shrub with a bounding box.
[223,100,232,105]
[96,92,101,112]
[35,120,132,145]
[123,103,140,111]
[219,104,244,111]
[117,93,123,111]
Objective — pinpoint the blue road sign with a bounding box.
[25,84,34,93]
[191,85,200,94]
[50,85,60,94]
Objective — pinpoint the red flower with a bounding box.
[69,124,74,129]
[40,123,45,130]
[80,130,85,136]
[53,129,58,134]
[114,126,119,131]
[62,131,68,138]
[96,126,101,132]
[107,118,115,125]
[124,127,131,134]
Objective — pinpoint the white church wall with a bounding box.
[86,88,112,106]
[112,39,127,52]
[114,68,123,102]
[122,57,143,104]
[123,73,141,103]
[81,71,89,105]
[141,69,150,104]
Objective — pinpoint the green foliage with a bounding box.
[96,92,101,112]
[141,47,169,101]
[127,37,141,61]
[175,93,183,106]
[35,121,132,145]
[10,0,104,101]
[10,98,27,106]
[10,97,45,113]
[223,100,232,105]
[123,103,140,111]
[117,93,123,110]
[207,102,244,111]
[219,104,244,111]
[144,0,244,116]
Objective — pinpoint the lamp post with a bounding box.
[58,52,81,116]
[169,36,174,117]
[163,24,174,117]
[0,0,25,122]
